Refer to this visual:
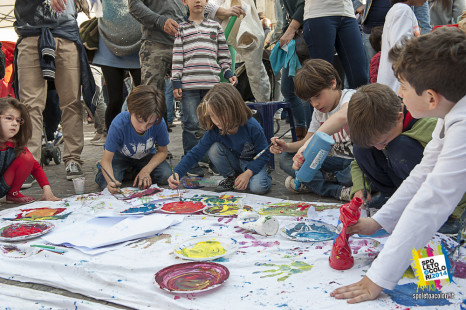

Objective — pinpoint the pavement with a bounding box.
[0,117,339,308]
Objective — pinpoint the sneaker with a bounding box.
[339,186,352,201]
[66,161,83,180]
[215,176,236,191]
[21,175,36,189]
[208,162,220,176]
[6,191,35,204]
[53,132,64,146]
[91,135,106,146]
[90,132,102,143]
[274,108,283,120]
[187,165,204,177]
[284,176,311,193]
[168,123,176,128]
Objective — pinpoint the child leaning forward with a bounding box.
[168,84,272,194]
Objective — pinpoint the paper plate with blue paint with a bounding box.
[280,220,336,242]
[174,236,238,261]
[119,203,159,215]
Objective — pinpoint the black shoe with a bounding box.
[216,176,236,191]
[208,162,220,176]
[187,165,204,177]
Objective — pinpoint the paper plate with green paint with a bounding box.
[280,220,336,242]
[174,236,238,261]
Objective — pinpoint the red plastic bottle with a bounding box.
[329,197,363,270]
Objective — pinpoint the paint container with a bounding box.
[329,197,363,270]
[237,210,279,236]
[72,177,85,195]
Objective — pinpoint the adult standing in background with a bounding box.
[14,0,96,180]
[92,0,142,131]
[302,0,368,88]
[429,0,466,25]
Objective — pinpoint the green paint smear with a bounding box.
[176,241,226,258]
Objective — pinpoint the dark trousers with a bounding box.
[353,135,425,196]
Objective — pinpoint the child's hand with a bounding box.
[107,180,122,195]
[134,170,152,190]
[168,173,180,189]
[353,189,372,204]
[270,137,287,154]
[229,76,238,86]
[235,170,253,191]
[346,217,382,236]
[173,88,182,100]
[292,146,306,170]
[40,185,61,201]
[330,276,383,303]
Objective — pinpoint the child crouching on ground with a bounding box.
[271,59,354,201]
[168,83,272,194]
[0,98,59,203]
[332,27,466,303]
[95,85,172,194]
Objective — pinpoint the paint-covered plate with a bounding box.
[0,222,55,242]
[119,203,160,216]
[280,220,336,242]
[159,201,205,214]
[174,236,238,261]
[203,204,240,217]
[155,261,230,293]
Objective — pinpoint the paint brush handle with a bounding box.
[254,128,292,160]
[98,163,125,197]
[169,157,182,201]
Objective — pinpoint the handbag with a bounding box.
[294,29,309,64]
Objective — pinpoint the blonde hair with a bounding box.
[197,84,252,134]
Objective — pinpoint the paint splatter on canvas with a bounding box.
[253,261,313,282]
[7,207,69,221]
[0,244,36,258]
[384,283,451,306]
[189,194,242,206]
[130,234,172,249]
[258,202,313,217]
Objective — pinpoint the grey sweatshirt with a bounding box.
[128,0,187,46]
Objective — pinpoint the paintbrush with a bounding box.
[98,163,126,198]
[169,157,182,201]
[253,128,292,160]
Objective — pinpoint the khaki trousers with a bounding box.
[17,36,83,165]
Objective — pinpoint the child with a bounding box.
[168,83,272,194]
[332,27,466,303]
[271,59,354,201]
[172,0,238,177]
[95,85,172,194]
[368,26,383,84]
[377,0,425,92]
[0,98,59,203]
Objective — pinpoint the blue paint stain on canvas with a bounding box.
[359,228,390,238]
[461,299,466,310]
[384,283,451,306]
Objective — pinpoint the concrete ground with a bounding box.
[0,117,339,308]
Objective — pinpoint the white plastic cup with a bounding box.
[72,177,85,195]
[237,210,279,236]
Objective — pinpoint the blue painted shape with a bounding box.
[383,283,451,306]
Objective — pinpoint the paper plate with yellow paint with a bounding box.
[174,236,238,261]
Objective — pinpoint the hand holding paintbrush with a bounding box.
[255,128,292,159]
[168,157,182,201]
[97,162,125,196]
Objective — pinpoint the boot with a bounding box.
[295,126,307,141]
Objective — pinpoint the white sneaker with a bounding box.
[274,108,283,120]
[339,186,352,201]
[66,161,83,180]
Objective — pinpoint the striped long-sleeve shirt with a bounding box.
[171,18,234,90]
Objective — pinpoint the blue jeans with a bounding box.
[208,142,272,194]
[95,152,172,190]
[361,32,376,82]
[303,16,368,88]
[164,78,174,124]
[181,89,209,155]
[353,135,424,196]
[281,66,312,129]
[279,152,352,199]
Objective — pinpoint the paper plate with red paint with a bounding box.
[159,201,205,214]
[0,222,55,242]
[155,261,229,293]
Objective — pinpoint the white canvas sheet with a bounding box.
[0,189,464,309]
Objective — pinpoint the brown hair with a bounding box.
[348,83,402,148]
[390,27,466,103]
[0,97,32,155]
[126,85,166,125]
[294,59,342,100]
[197,83,252,134]
[369,26,383,53]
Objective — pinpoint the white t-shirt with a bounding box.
[377,3,420,92]
[304,0,355,20]
[366,95,466,289]
[308,89,356,158]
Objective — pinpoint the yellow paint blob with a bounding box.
[176,241,227,258]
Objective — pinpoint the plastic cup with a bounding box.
[237,210,279,236]
[72,177,85,195]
